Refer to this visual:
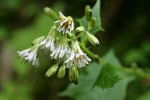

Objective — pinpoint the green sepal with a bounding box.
[90,17,96,28]
[32,36,45,45]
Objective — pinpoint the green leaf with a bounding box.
[77,0,103,34]
[94,63,122,89]
[60,50,134,100]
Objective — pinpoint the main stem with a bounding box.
[81,43,150,79]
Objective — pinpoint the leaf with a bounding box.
[60,50,134,100]
[77,0,103,34]
[94,63,122,89]
[76,77,133,100]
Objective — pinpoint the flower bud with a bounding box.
[69,65,79,85]
[90,17,96,28]
[57,64,66,78]
[32,36,46,45]
[85,31,99,45]
[85,5,92,21]
[76,26,85,33]
[45,64,58,77]
[44,7,59,20]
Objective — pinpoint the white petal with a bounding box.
[54,20,62,24]
[60,19,67,25]
[59,11,66,19]
[71,22,74,30]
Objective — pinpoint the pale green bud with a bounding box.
[85,31,99,45]
[76,26,85,33]
[69,65,79,85]
[90,17,96,28]
[57,64,66,78]
[45,64,58,77]
[44,7,59,20]
[85,5,92,21]
[32,36,46,45]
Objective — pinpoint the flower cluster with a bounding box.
[18,8,99,84]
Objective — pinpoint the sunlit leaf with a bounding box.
[94,63,122,89]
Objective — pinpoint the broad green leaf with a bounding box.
[77,0,103,34]
[103,50,122,66]
[60,50,134,100]
[76,77,133,100]
[94,63,122,89]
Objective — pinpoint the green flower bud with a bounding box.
[85,5,92,21]
[44,7,59,20]
[90,17,96,28]
[76,26,85,33]
[45,64,58,77]
[69,65,79,85]
[32,36,46,45]
[57,64,66,78]
[85,31,99,45]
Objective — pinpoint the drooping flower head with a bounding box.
[54,12,74,34]
[50,35,70,60]
[40,26,56,51]
[65,41,91,68]
[17,44,40,66]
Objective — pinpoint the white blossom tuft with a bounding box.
[50,44,70,59]
[40,36,55,51]
[54,12,74,34]
[65,41,91,68]
[17,47,39,66]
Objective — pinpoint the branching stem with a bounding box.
[81,43,150,79]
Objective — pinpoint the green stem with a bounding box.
[80,43,99,59]
[81,44,150,79]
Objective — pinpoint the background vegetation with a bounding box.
[0,0,150,100]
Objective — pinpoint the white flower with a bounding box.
[39,25,56,51]
[50,44,70,59]
[65,41,91,68]
[40,36,55,51]
[17,47,39,66]
[54,12,74,34]
[65,49,91,68]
